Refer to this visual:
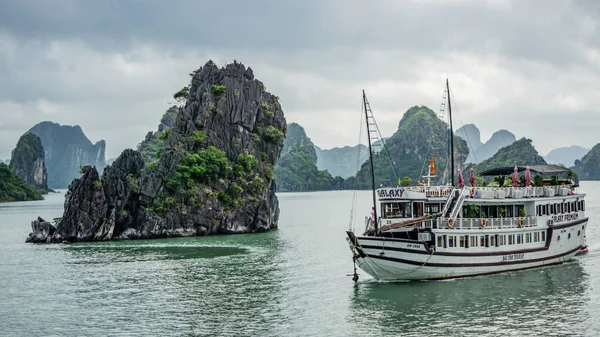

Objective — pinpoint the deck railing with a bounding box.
[403,185,577,199]
[438,216,537,230]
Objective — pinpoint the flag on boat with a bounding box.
[513,166,518,187]
[430,158,435,175]
[525,166,531,187]
[458,168,464,188]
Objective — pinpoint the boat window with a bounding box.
[534,232,539,242]
[508,235,514,245]
[459,236,466,248]
[582,200,585,211]
[448,236,456,248]
[517,234,523,244]
[437,236,444,248]
[498,235,505,246]
[541,231,546,241]
[383,202,412,218]
[425,203,440,214]
[525,233,531,243]
[480,236,485,247]
[490,235,496,247]
[470,236,478,248]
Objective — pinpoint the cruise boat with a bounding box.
[346,81,588,281]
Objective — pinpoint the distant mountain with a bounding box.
[572,144,600,180]
[544,145,589,167]
[315,144,368,178]
[29,121,106,188]
[456,124,483,162]
[9,133,48,193]
[354,105,469,188]
[473,138,547,174]
[456,125,516,164]
[275,123,342,191]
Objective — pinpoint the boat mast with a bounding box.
[446,79,455,187]
[363,90,378,231]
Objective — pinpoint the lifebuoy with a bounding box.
[519,218,525,228]
[480,218,486,228]
[447,219,454,229]
[470,188,475,198]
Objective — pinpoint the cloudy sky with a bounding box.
[1,0,599,160]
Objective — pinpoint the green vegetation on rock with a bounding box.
[274,123,338,191]
[473,138,547,174]
[0,163,43,201]
[137,106,178,164]
[353,105,469,188]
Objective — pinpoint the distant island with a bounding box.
[473,138,547,174]
[28,121,106,189]
[275,123,345,191]
[353,105,468,188]
[9,132,49,194]
[572,143,600,180]
[544,145,589,167]
[315,144,368,178]
[456,124,516,164]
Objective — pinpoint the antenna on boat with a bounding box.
[446,79,455,187]
[363,90,378,232]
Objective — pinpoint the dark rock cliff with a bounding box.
[9,133,48,193]
[27,60,286,243]
[28,122,106,188]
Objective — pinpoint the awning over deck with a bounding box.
[479,165,571,176]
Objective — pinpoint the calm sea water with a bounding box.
[1,183,600,336]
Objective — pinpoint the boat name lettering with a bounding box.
[406,243,420,248]
[378,189,404,198]
[551,213,579,223]
[502,254,524,261]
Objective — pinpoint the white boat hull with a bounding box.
[347,218,587,281]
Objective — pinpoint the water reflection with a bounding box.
[55,232,288,336]
[349,261,589,336]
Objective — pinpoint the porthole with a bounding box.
[568,233,571,239]
[557,235,561,241]
[578,230,581,236]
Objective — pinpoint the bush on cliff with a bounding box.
[0,163,43,201]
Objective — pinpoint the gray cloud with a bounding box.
[0,0,599,160]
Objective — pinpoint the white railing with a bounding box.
[440,188,456,217]
[438,216,537,230]
[462,185,576,199]
[404,186,454,198]
[449,190,467,219]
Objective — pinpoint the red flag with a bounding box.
[430,158,435,175]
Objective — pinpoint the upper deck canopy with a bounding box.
[479,165,571,176]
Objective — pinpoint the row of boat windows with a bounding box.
[438,232,546,248]
[461,205,525,219]
[536,200,584,216]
